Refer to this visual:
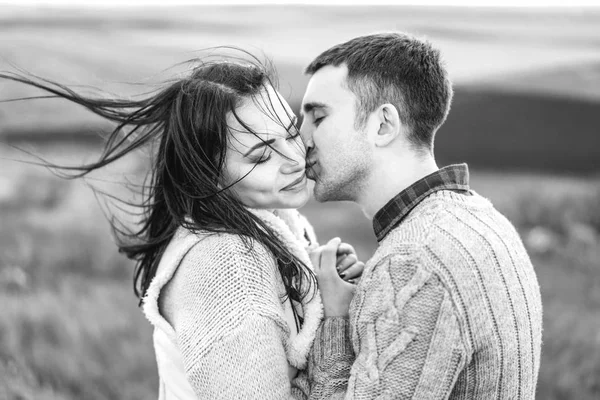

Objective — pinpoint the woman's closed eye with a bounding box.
[254,152,272,164]
[314,116,324,126]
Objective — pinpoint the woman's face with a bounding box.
[222,85,309,210]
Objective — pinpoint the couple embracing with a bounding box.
[143,32,542,399]
[5,32,542,399]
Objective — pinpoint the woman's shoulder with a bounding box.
[169,229,280,298]
[180,230,276,272]
[153,230,289,358]
[144,229,278,337]
[162,229,285,329]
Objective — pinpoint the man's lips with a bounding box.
[305,160,318,180]
[281,175,306,191]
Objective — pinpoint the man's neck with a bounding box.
[357,155,439,220]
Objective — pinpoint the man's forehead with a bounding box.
[301,64,351,115]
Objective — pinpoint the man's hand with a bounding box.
[310,237,359,318]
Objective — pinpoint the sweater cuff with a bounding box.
[312,317,353,364]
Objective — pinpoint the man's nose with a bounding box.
[299,122,313,151]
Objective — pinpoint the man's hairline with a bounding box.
[305,61,424,143]
[304,60,419,135]
[301,62,362,120]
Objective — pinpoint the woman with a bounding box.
[1,53,363,398]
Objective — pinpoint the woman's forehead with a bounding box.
[226,88,295,141]
[239,85,291,117]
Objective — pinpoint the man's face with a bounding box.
[300,64,373,202]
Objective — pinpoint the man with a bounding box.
[301,32,543,399]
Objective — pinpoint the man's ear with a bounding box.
[374,104,401,147]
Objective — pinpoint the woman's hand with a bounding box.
[335,242,365,284]
[310,237,363,318]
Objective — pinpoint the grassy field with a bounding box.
[0,5,599,400]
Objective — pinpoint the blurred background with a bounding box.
[0,2,599,399]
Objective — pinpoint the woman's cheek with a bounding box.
[238,177,275,206]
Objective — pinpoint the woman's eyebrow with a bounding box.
[286,116,298,131]
[243,138,276,157]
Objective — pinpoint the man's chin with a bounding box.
[313,180,355,203]
[312,183,333,203]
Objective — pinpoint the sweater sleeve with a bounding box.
[308,317,355,399]
[163,234,307,400]
[309,254,469,399]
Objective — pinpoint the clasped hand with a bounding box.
[309,237,365,318]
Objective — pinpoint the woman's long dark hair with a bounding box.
[0,50,316,308]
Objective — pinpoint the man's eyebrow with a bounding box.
[301,102,328,116]
[243,138,276,157]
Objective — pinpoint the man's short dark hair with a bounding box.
[305,32,453,151]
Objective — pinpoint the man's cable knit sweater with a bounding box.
[310,189,543,399]
[142,208,325,399]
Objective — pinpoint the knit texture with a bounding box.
[311,190,543,399]
[142,208,323,399]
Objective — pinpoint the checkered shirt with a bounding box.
[373,163,471,241]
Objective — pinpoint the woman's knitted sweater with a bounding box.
[142,209,323,399]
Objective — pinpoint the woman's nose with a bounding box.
[281,148,306,175]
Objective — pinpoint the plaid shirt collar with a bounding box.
[373,163,471,242]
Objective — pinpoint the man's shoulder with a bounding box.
[386,190,518,246]
[370,189,527,283]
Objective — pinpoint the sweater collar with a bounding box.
[247,208,323,369]
[373,163,471,242]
